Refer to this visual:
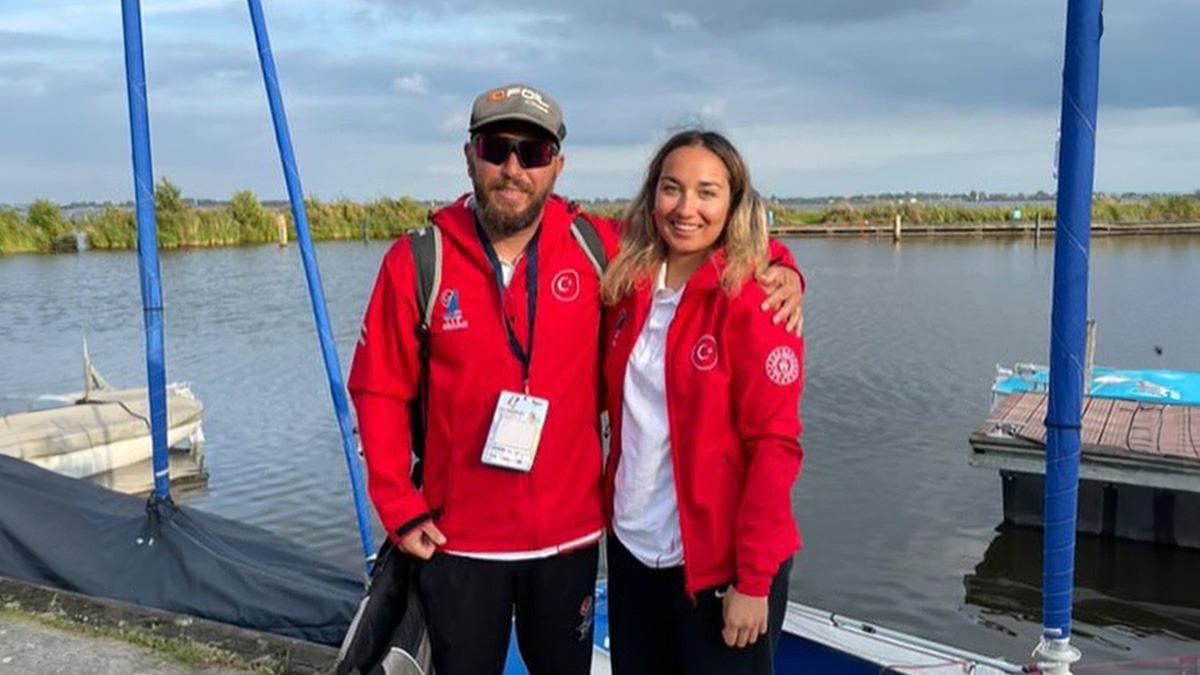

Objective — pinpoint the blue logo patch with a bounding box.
[440,289,469,331]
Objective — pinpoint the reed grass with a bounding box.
[3,184,1198,256]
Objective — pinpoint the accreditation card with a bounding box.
[481,391,549,472]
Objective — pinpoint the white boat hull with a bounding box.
[0,383,204,482]
[27,417,203,479]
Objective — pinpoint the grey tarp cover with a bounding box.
[0,455,360,645]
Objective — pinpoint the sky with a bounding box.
[1,0,1198,203]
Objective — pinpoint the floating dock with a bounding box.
[970,392,1200,547]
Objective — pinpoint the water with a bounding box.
[2,235,1198,666]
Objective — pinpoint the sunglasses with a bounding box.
[472,135,559,169]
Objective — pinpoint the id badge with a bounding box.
[481,391,549,472]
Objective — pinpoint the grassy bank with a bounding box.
[0,574,337,674]
[0,604,264,672]
[0,180,428,255]
[3,183,1199,256]
[769,195,1200,228]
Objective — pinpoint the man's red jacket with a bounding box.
[348,194,618,554]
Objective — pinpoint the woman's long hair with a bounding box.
[600,129,769,306]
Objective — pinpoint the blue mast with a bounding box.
[119,0,172,503]
[1039,0,1102,671]
[245,0,376,569]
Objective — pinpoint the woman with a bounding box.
[600,130,804,675]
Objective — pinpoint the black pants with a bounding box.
[416,545,599,675]
[607,535,792,675]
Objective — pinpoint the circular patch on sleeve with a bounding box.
[765,346,800,386]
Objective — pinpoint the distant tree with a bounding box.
[155,179,185,214]
[154,178,192,246]
[229,189,272,241]
[26,199,70,242]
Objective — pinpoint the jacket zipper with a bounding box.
[517,259,541,549]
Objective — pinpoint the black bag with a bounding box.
[332,539,433,675]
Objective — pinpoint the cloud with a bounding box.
[356,0,966,33]
[439,112,469,133]
[700,99,728,118]
[0,72,47,97]
[663,12,700,31]
[392,73,428,95]
[2,0,1199,203]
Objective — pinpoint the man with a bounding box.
[347,83,802,675]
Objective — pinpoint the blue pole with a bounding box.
[245,0,375,569]
[1041,0,1102,667]
[120,0,172,502]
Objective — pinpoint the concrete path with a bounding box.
[0,614,246,675]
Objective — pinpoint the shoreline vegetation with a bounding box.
[3,180,1200,256]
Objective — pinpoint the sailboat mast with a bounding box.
[1039,0,1103,671]
[119,0,172,502]
[245,0,376,568]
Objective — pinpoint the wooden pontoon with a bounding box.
[970,391,1200,547]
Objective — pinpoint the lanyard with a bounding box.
[473,216,539,389]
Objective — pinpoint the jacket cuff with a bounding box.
[382,491,432,542]
[735,570,772,598]
[393,512,432,540]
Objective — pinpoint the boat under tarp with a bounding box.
[0,454,361,645]
[0,383,204,481]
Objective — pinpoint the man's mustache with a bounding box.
[487,178,534,195]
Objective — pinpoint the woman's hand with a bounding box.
[721,586,769,648]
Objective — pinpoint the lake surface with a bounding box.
[2,234,1198,666]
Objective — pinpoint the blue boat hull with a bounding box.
[502,583,1019,674]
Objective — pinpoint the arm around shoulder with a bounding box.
[765,238,804,291]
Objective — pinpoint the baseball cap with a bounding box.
[469,83,566,143]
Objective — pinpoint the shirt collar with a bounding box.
[653,262,685,305]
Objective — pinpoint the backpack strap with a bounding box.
[409,225,443,332]
[406,224,442,489]
[569,215,608,276]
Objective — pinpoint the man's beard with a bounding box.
[473,175,552,238]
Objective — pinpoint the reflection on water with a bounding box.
[965,527,1200,644]
[1,235,1199,665]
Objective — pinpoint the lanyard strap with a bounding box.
[473,217,539,388]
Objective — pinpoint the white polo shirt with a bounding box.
[613,263,685,568]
